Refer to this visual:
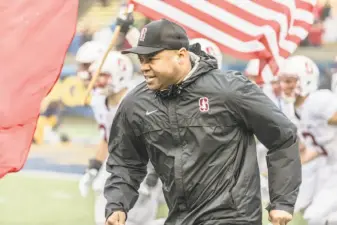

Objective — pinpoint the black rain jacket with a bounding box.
[104,49,301,225]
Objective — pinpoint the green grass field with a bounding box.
[0,172,95,225]
[0,116,308,225]
[0,172,307,225]
[0,171,170,225]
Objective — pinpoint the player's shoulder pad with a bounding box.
[310,89,335,101]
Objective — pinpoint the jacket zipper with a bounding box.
[167,98,189,210]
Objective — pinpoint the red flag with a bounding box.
[130,0,316,82]
[0,1,78,178]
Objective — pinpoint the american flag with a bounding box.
[129,0,317,82]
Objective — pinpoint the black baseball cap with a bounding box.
[121,19,189,55]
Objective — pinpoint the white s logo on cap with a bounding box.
[139,27,147,42]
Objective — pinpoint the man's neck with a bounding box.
[175,61,192,85]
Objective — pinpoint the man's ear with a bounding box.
[176,48,188,63]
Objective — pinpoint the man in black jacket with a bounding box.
[104,18,301,225]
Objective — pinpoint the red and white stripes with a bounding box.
[130,0,317,82]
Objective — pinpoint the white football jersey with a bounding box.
[262,85,298,125]
[90,89,110,140]
[90,74,141,141]
[299,89,337,165]
[281,100,299,127]
[104,81,137,141]
[92,85,133,193]
[104,104,119,142]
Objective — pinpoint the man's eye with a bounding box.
[144,58,155,63]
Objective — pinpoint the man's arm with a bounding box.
[298,134,323,165]
[309,90,337,125]
[328,112,337,125]
[115,10,140,50]
[226,71,301,215]
[104,99,149,219]
[300,148,321,164]
[303,90,337,125]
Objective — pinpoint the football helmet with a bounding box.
[75,41,106,81]
[278,55,319,97]
[190,38,222,69]
[89,51,134,95]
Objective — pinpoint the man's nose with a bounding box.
[140,62,150,72]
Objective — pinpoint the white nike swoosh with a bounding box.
[146,109,158,115]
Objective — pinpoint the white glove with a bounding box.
[79,158,103,197]
[79,168,98,197]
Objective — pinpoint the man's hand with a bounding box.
[105,211,126,225]
[268,210,293,225]
[116,7,134,34]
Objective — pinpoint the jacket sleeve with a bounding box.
[104,99,149,219]
[226,71,301,215]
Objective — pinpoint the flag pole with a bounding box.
[83,3,134,104]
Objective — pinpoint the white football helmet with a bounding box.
[76,41,106,63]
[245,59,260,77]
[244,59,276,85]
[76,41,106,80]
[190,38,222,68]
[279,55,319,97]
[89,51,133,94]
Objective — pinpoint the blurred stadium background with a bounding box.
[1,0,337,224]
